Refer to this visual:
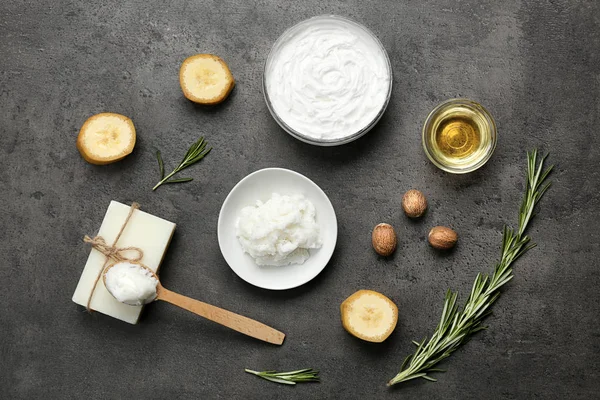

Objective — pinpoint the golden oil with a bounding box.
[435,117,481,158]
[423,99,497,173]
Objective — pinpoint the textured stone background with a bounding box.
[1,1,599,399]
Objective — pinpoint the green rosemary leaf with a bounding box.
[261,376,296,385]
[165,178,193,184]
[244,369,261,375]
[400,355,412,371]
[273,369,313,376]
[388,150,553,387]
[390,373,426,384]
[156,150,164,180]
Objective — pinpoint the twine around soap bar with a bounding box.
[83,202,144,312]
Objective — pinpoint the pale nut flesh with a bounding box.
[179,54,235,105]
[372,223,397,256]
[428,226,458,250]
[340,289,398,343]
[76,113,136,165]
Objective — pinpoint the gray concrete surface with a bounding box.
[1,0,599,399]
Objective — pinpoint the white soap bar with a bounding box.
[72,201,176,324]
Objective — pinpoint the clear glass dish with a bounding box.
[422,99,497,173]
[263,15,393,146]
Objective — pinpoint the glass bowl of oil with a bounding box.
[422,99,497,173]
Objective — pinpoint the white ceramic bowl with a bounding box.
[217,168,337,290]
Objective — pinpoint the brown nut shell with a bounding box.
[372,223,397,256]
[428,226,458,250]
[402,189,428,218]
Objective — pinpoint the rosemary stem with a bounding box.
[388,150,552,387]
[152,170,177,191]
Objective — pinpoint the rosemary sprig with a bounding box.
[387,150,553,387]
[245,368,320,385]
[152,137,212,191]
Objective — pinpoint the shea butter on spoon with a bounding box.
[103,261,285,345]
[104,262,158,306]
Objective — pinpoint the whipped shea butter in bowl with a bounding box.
[236,193,323,267]
[264,15,392,146]
[218,168,337,290]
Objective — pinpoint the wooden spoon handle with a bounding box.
[157,287,285,345]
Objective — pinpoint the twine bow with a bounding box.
[82,236,143,264]
[83,202,144,312]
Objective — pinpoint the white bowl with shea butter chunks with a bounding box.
[218,168,337,290]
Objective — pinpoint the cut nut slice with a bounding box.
[76,113,136,165]
[340,290,398,343]
[179,54,235,105]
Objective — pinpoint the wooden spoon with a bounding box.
[103,261,285,345]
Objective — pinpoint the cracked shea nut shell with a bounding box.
[402,189,427,218]
[372,223,397,256]
[428,226,458,250]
